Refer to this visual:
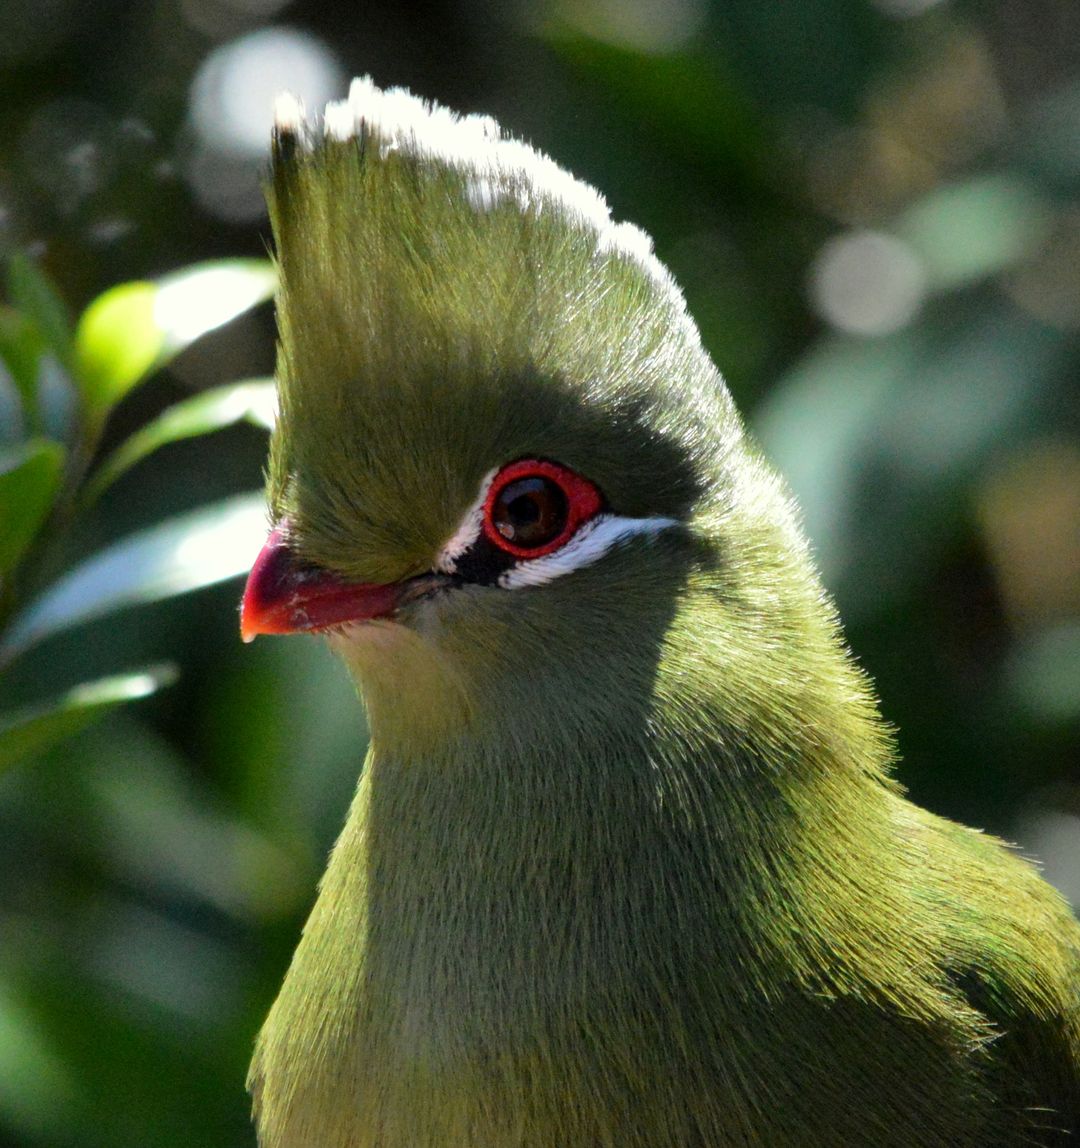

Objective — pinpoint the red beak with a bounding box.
[240,526,403,642]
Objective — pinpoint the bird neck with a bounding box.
[250,576,905,1146]
[323,569,898,1002]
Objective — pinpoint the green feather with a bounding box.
[249,79,1080,1147]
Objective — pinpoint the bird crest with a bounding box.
[263,79,732,575]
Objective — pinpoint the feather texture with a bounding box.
[248,80,1080,1147]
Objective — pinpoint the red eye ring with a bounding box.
[482,459,604,559]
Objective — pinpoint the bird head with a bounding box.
[241,79,850,761]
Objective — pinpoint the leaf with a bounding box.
[0,439,65,576]
[73,281,158,413]
[33,355,78,447]
[73,259,276,418]
[83,378,276,503]
[0,307,45,413]
[0,491,268,661]
[0,980,78,1138]
[0,666,177,772]
[7,254,74,370]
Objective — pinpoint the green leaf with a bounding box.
[0,979,78,1139]
[0,439,65,576]
[73,259,276,418]
[73,281,158,413]
[0,491,267,661]
[0,306,45,413]
[83,378,276,503]
[7,254,74,370]
[0,666,177,772]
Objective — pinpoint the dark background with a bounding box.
[0,2,1078,1144]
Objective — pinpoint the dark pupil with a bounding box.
[492,477,568,548]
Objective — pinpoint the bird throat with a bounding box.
[250,590,898,1147]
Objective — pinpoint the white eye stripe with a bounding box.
[437,468,496,574]
[436,470,678,586]
[497,514,677,589]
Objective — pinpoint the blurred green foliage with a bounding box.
[0,2,1077,1145]
[0,257,274,705]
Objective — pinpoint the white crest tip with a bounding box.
[268,76,699,336]
[321,98,355,141]
[273,92,307,137]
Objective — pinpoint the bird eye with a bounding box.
[482,459,604,559]
[491,477,567,548]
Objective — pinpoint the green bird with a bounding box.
[240,78,1080,1147]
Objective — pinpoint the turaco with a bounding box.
[241,78,1080,1148]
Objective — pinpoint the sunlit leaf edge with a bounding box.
[0,491,268,663]
[73,259,276,418]
[83,379,275,504]
[0,664,177,773]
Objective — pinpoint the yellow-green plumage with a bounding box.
[247,79,1080,1146]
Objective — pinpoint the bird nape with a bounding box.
[240,78,1080,1148]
